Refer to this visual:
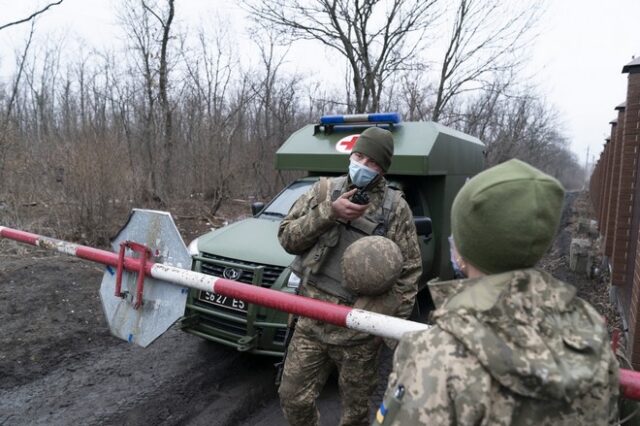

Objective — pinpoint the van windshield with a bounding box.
[260,180,315,218]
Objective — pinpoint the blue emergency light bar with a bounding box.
[319,112,401,125]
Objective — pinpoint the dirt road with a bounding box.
[0,256,257,424]
[0,192,616,425]
[0,251,346,425]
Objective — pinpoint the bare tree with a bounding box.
[118,0,176,203]
[179,22,251,213]
[0,22,36,177]
[0,0,64,177]
[459,82,583,189]
[243,0,441,113]
[431,0,543,122]
[247,35,297,196]
[0,1,64,32]
[119,0,158,200]
[143,0,175,195]
[395,71,433,121]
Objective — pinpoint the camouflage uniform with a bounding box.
[375,268,619,426]
[278,175,422,426]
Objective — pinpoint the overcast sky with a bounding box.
[1,0,639,167]
[531,1,640,166]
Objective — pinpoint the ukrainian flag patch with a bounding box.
[375,401,388,424]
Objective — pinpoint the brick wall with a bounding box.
[603,134,611,221]
[591,150,602,222]
[591,155,601,218]
[605,116,622,259]
[612,104,631,286]
[597,139,610,226]
[590,57,640,368]
[624,62,640,367]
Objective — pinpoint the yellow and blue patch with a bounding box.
[375,401,388,424]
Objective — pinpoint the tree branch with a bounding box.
[0,1,64,32]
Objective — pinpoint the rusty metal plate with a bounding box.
[99,209,191,347]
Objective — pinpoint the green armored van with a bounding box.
[181,113,484,356]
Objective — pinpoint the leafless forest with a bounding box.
[0,0,585,246]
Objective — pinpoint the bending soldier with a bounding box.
[375,159,619,425]
[277,126,422,426]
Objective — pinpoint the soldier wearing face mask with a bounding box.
[277,126,422,426]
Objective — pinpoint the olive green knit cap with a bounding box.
[352,127,394,172]
[451,159,565,274]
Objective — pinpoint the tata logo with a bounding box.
[335,134,360,153]
[223,267,242,280]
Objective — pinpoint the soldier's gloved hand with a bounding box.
[332,189,369,221]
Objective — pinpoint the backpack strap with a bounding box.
[330,176,349,201]
[381,186,403,231]
[316,177,330,203]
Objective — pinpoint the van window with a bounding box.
[393,178,424,217]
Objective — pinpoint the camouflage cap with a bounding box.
[452,159,565,274]
[352,127,394,172]
[342,236,403,296]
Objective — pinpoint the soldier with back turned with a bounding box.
[374,159,619,425]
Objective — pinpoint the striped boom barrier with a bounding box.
[1,224,639,400]
[0,225,427,340]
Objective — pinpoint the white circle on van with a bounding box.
[335,134,360,153]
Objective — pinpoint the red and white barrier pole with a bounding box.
[2,224,640,400]
[0,226,427,340]
[620,369,640,401]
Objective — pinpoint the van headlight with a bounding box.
[187,238,199,256]
[286,272,301,289]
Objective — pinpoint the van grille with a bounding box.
[199,253,285,287]
[199,314,248,336]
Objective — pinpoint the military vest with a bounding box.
[290,176,402,303]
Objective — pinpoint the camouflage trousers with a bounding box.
[278,329,380,426]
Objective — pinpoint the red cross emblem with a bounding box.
[335,134,360,153]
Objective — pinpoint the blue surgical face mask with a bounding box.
[349,159,378,188]
[448,236,466,279]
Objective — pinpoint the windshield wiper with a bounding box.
[261,211,286,218]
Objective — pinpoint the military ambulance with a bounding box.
[181,113,484,356]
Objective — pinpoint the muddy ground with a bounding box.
[0,191,621,425]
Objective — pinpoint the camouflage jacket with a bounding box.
[278,175,422,346]
[376,268,619,425]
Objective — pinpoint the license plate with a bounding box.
[199,291,248,312]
